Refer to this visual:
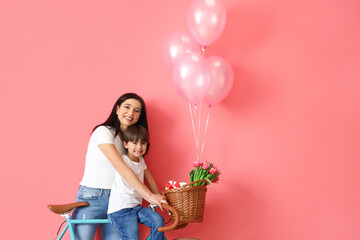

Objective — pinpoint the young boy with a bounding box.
[108,125,165,240]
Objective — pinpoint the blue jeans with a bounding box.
[108,206,165,240]
[72,185,121,240]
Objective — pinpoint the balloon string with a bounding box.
[201,45,206,57]
[197,102,202,159]
[194,104,200,161]
[200,105,211,161]
[189,103,199,161]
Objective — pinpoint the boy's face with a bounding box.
[124,139,148,159]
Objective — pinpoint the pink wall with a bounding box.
[1,0,359,239]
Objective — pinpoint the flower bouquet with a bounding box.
[164,160,221,225]
[190,160,221,186]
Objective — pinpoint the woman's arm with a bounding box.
[99,143,166,208]
[144,169,161,195]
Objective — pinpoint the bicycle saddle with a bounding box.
[47,201,89,214]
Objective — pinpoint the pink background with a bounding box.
[1,0,360,239]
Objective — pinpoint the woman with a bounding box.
[73,93,167,240]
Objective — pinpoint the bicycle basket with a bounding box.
[164,180,207,224]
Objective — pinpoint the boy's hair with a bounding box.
[123,125,149,144]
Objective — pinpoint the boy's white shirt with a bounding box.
[107,154,147,214]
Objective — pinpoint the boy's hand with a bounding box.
[149,193,167,211]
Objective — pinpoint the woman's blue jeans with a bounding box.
[108,206,165,240]
[72,185,121,240]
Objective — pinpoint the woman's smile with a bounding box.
[117,98,142,128]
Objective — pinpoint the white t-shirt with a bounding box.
[79,126,126,189]
[108,155,147,214]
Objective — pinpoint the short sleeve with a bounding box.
[92,126,116,145]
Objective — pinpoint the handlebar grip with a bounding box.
[158,203,180,232]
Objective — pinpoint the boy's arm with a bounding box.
[144,169,161,195]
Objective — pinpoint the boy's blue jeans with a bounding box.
[108,206,165,240]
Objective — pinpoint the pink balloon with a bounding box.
[187,0,226,46]
[172,52,211,105]
[204,56,234,106]
[163,30,201,69]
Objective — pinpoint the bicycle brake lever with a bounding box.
[149,204,159,211]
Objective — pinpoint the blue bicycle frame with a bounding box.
[48,202,177,240]
[57,215,110,240]
[57,217,166,240]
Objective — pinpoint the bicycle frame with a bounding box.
[49,202,179,240]
[55,212,110,240]
[55,213,164,240]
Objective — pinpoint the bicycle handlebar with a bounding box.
[158,203,180,232]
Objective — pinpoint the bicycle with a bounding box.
[47,201,180,240]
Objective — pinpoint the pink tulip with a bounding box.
[209,166,217,174]
[202,161,210,170]
[193,160,202,167]
[211,177,220,183]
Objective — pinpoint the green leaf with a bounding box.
[204,177,212,185]
[190,170,195,182]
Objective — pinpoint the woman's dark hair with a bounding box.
[93,93,149,140]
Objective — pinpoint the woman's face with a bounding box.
[117,98,142,130]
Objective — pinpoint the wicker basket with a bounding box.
[164,180,208,224]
